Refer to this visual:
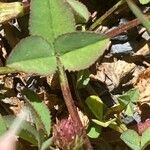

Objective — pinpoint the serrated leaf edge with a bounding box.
[23,90,51,136]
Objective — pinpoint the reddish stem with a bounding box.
[106,14,150,38]
[57,57,93,149]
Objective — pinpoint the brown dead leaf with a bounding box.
[135,67,150,105]
[4,76,14,89]
[134,43,150,56]
[47,73,60,90]
[1,97,24,114]
[90,60,136,91]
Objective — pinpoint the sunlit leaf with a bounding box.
[67,0,90,23]
[92,118,116,127]
[121,129,141,150]
[141,127,150,149]
[0,2,24,24]
[54,32,109,71]
[6,36,57,75]
[139,0,150,4]
[118,88,139,116]
[30,0,75,43]
[87,126,101,138]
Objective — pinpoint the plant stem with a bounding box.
[89,0,126,30]
[57,57,93,150]
[106,14,150,38]
[126,0,150,34]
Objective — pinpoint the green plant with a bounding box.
[85,95,128,138]
[0,0,149,149]
[138,0,150,4]
[0,89,52,150]
[85,88,140,139]
[121,128,150,150]
[0,0,109,149]
[118,88,140,116]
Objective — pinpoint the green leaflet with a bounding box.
[6,36,57,75]
[139,0,150,4]
[22,88,51,137]
[54,32,109,71]
[92,118,116,128]
[121,128,150,150]
[85,95,104,120]
[86,95,105,138]
[118,88,139,116]
[30,0,75,43]
[87,126,101,138]
[66,0,90,23]
[121,129,141,150]
[141,128,150,149]
[6,0,109,75]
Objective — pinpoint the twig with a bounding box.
[106,14,150,38]
[89,0,126,30]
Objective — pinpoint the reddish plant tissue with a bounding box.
[53,117,82,149]
[137,119,150,135]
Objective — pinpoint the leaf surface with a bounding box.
[141,127,150,149]
[66,0,90,23]
[118,88,139,116]
[139,0,150,4]
[87,126,101,138]
[22,88,51,137]
[54,32,109,71]
[92,118,116,128]
[120,129,141,150]
[85,95,104,120]
[30,0,75,43]
[7,36,57,75]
